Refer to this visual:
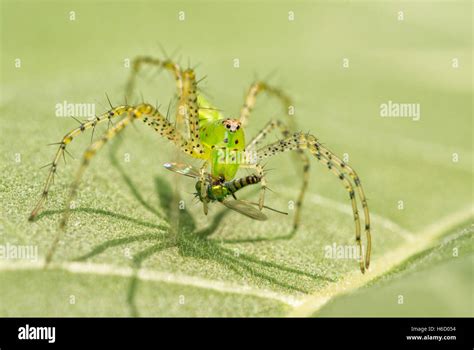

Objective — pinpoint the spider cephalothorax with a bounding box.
[29,56,372,273]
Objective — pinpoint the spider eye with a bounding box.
[226,124,230,129]
[236,125,240,130]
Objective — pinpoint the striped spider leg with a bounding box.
[238,81,310,234]
[252,132,371,273]
[244,119,310,233]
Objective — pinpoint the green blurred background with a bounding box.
[0,0,472,316]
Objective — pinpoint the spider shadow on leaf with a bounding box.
[39,138,334,316]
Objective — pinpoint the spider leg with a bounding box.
[44,103,194,265]
[127,61,206,162]
[45,109,135,264]
[181,68,204,150]
[29,106,131,221]
[255,163,267,210]
[126,56,183,101]
[126,56,192,138]
[255,132,371,273]
[239,81,293,128]
[245,119,310,232]
[199,161,209,215]
[125,58,207,224]
[315,143,372,268]
[238,82,299,226]
[237,162,268,214]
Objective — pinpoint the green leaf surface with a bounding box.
[0,0,472,317]
[312,224,474,317]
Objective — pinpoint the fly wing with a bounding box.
[238,200,288,216]
[163,162,201,178]
[220,199,267,221]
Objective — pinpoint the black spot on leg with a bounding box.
[365,224,370,230]
[339,174,344,180]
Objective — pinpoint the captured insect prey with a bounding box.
[28,56,371,273]
[163,162,288,221]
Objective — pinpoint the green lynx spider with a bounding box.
[28,56,372,273]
